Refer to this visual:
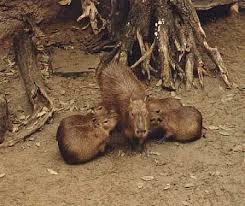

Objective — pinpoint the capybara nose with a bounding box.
[136,129,147,137]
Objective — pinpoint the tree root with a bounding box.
[97,0,231,89]
[0,31,54,149]
[77,0,107,35]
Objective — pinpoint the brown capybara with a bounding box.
[56,110,118,164]
[97,63,150,146]
[150,106,202,143]
[147,97,183,128]
[0,94,9,144]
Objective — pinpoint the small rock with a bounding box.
[184,183,194,188]
[163,183,171,190]
[47,168,58,175]
[141,176,154,181]
[0,173,6,178]
[182,201,189,206]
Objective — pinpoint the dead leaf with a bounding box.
[208,125,219,130]
[58,0,72,6]
[141,176,154,181]
[35,142,41,147]
[182,200,189,206]
[47,168,58,175]
[149,151,161,156]
[219,131,230,136]
[184,183,194,188]
[0,173,6,178]
[37,107,49,118]
[137,183,144,189]
[156,79,162,87]
[190,174,197,180]
[163,183,171,190]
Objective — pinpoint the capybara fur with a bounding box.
[0,94,9,144]
[150,106,202,143]
[56,109,118,164]
[97,63,150,145]
[147,97,183,128]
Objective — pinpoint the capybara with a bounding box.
[147,97,183,128]
[56,110,118,164]
[150,106,202,143]
[0,94,9,144]
[97,63,150,146]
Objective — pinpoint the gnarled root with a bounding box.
[77,0,107,35]
[97,0,231,89]
[0,31,54,148]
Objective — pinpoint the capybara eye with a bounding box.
[98,106,103,110]
[103,120,108,124]
[156,110,160,113]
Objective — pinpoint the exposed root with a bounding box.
[158,23,175,90]
[170,0,231,88]
[77,0,107,35]
[130,38,156,76]
[96,0,231,90]
[0,31,54,149]
[136,29,155,79]
[185,53,194,89]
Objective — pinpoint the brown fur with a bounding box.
[151,106,202,142]
[0,94,9,144]
[56,108,118,164]
[147,97,183,128]
[97,63,150,144]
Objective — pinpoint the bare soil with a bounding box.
[0,13,245,206]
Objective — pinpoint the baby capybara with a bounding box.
[150,106,202,142]
[56,109,118,164]
[147,97,183,128]
[0,94,9,144]
[97,63,150,146]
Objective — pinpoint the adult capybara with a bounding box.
[150,106,202,143]
[0,94,9,144]
[97,63,150,146]
[56,108,118,164]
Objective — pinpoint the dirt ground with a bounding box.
[0,12,245,206]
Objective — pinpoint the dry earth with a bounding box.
[0,12,244,206]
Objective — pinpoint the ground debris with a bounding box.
[182,200,189,206]
[163,183,171,190]
[141,176,154,181]
[0,173,6,178]
[47,168,58,175]
[184,183,194,188]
